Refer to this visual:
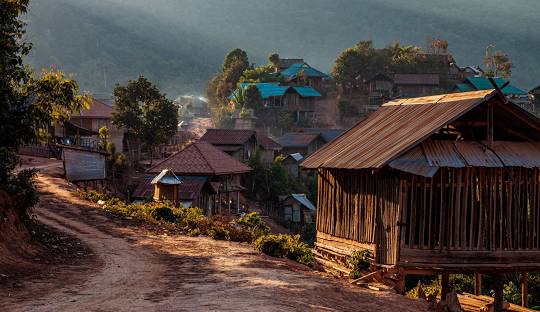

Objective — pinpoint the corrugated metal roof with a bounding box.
[239,82,289,99]
[289,194,316,211]
[200,129,255,145]
[278,132,323,148]
[301,90,496,169]
[151,169,182,185]
[287,153,304,162]
[455,83,475,92]
[292,86,322,97]
[464,77,527,95]
[390,141,540,177]
[280,63,328,79]
[148,142,252,175]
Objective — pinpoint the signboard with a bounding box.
[63,148,106,181]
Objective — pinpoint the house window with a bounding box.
[284,206,293,221]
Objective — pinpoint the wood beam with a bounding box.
[521,272,529,308]
[474,273,482,296]
[441,273,449,302]
[493,274,503,312]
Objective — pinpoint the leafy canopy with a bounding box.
[112,76,178,148]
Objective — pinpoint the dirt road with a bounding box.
[2,160,428,312]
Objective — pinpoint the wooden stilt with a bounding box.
[474,273,482,296]
[441,273,449,302]
[493,274,503,312]
[521,272,529,308]
[395,271,406,295]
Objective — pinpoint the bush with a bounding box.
[150,206,176,223]
[236,212,270,241]
[76,189,110,202]
[254,234,315,266]
[347,249,372,279]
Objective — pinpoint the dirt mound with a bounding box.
[0,191,41,269]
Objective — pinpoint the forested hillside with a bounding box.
[25,0,540,97]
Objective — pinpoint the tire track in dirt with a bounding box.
[2,160,429,312]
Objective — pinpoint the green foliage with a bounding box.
[347,249,372,279]
[223,48,249,72]
[254,234,315,266]
[112,76,178,164]
[1,2,87,219]
[240,64,280,83]
[236,212,270,241]
[268,53,280,69]
[243,85,262,109]
[149,206,176,223]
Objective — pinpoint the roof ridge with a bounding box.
[194,142,217,175]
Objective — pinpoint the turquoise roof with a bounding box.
[293,86,322,97]
[455,83,474,92]
[280,63,328,79]
[238,82,288,99]
[236,82,321,100]
[463,77,527,95]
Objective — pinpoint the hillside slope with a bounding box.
[25,0,540,97]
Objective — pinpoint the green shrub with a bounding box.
[236,212,270,241]
[347,249,372,279]
[76,189,110,202]
[254,234,315,266]
[150,206,176,223]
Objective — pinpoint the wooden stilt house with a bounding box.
[148,142,252,215]
[302,89,540,305]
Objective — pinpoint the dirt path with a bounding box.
[2,159,428,312]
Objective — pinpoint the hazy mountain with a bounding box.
[25,0,540,98]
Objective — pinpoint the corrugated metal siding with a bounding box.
[388,146,438,177]
[453,141,503,167]
[490,142,540,168]
[301,90,495,169]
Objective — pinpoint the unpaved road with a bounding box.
[2,159,428,312]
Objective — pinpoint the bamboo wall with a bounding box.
[317,167,540,268]
[401,167,540,252]
[317,168,401,264]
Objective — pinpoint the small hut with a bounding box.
[151,169,182,202]
[302,89,540,307]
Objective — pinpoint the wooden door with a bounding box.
[375,179,401,265]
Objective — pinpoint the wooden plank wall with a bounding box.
[317,168,401,264]
[401,167,540,252]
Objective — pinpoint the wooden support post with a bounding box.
[441,273,449,302]
[521,272,529,308]
[493,274,503,312]
[237,191,240,215]
[487,101,494,147]
[474,273,482,296]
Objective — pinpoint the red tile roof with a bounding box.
[76,98,115,119]
[256,132,281,150]
[148,142,252,175]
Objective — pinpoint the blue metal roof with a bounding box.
[239,82,289,99]
[280,63,328,79]
[455,83,475,92]
[289,194,316,211]
[464,77,527,95]
[151,169,182,185]
[237,83,322,99]
[292,86,322,97]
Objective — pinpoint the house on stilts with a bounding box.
[145,142,252,215]
[301,88,540,308]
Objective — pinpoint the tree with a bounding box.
[1,0,90,216]
[331,41,379,91]
[240,64,279,83]
[112,76,178,166]
[223,48,249,72]
[268,53,280,71]
[484,45,513,78]
[244,85,262,109]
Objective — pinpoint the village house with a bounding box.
[279,62,329,91]
[199,129,281,165]
[455,76,533,112]
[274,194,316,232]
[235,82,322,125]
[530,85,540,114]
[277,132,326,157]
[145,142,252,215]
[277,58,305,72]
[55,98,123,151]
[282,153,304,178]
[302,89,540,307]
[393,73,440,98]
